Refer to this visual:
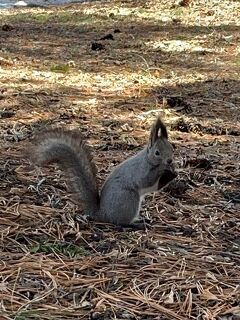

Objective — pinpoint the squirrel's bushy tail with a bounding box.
[31,128,100,215]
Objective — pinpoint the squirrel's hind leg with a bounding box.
[100,189,140,226]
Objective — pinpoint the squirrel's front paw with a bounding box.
[158,169,177,189]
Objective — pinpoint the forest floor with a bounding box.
[0,0,239,319]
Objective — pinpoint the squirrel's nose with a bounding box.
[167,158,173,165]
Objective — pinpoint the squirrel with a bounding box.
[30,117,177,226]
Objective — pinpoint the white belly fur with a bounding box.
[134,179,160,221]
[139,179,159,197]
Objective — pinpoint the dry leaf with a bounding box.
[164,289,175,304]
[200,289,219,301]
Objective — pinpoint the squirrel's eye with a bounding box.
[155,150,160,156]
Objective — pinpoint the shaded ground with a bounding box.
[0,0,239,319]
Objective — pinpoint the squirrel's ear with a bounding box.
[149,117,168,146]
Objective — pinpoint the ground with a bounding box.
[0,0,239,319]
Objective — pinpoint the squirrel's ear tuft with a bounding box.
[149,117,168,146]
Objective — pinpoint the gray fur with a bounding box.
[31,117,177,226]
[31,129,99,215]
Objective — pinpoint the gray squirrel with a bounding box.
[31,117,177,226]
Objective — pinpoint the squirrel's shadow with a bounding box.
[75,213,152,232]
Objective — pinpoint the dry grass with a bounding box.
[0,0,239,319]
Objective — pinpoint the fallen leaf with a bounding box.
[200,289,219,301]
